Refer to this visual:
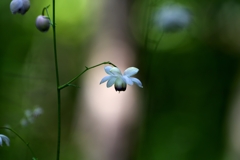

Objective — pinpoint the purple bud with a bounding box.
[10,0,30,15]
[36,15,50,32]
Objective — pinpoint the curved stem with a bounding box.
[144,0,152,49]
[42,5,50,16]
[58,61,116,90]
[0,127,36,159]
[51,1,61,160]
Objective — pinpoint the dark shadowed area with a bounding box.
[1,0,240,160]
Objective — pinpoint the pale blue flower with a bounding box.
[20,118,28,127]
[10,0,30,15]
[0,134,10,146]
[25,109,34,123]
[20,107,43,127]
[155,3,192,32]
[33,107,43,117]
[100,66,143,92]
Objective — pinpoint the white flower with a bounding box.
[32,107,43,117]
[25,109,32,118]
[155,3,192,32]
[100,66,143,92]
[20,118,29,127]
[0,134,10,146]
[10,0,30,15]
[20,107,43,126]
[25,109,34,123]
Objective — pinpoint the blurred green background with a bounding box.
[1,0,240,160]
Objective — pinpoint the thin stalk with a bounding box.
[59,61,116,90]
[153,32,164,53]
[0,127,36,159]
[144,0,152,49]
[51,0,61,160]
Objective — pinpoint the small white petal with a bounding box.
[107,77,117,88]
[131,77,143,88]
[3,136,10,146]
[100,75,112,84]
[25,109,32,118]
[33,107,43,117]
[0,134,10,146]
[20,118,28,127]
[123,67,139,77]
[110,67,122,76]
[0,136,2,146]
[123,76,133,85]
[104,66,113,75]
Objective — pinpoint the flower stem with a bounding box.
[0,127,36,159]
[42,5,50,16]
[50,1,116,160]
[153,32,164,52]
[51,0,61,160]
[144,0,152,49]
[58,61,116,90]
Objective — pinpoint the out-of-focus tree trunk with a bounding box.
[226,70,240,160]
[73,0,142,160]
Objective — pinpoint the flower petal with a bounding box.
[2,136,10,146]
[104,66,113,75]
[106,77,117,88]
[0,134,10,146]
[123,67,139,77]
[10,0,23,14]
[100,75,112,84]
[123,76,133,85]
[20,118,28,127]
[110,67,122,76]
[0,136,2,146]
[33,107,43,117]
[20,0,30,15]
[130,77,143,88]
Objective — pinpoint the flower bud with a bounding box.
[36,15,50,32]
[114,78,127,92]
[10,0,30,15]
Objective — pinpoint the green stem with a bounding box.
[58,61,116,90]
[51,1,61,160]
[0,127,36,159]
[42,5,50,16]
[144,0,152,49]
[153,32,164,52]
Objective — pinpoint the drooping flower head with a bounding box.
[0,134,10,146]
[100,66,143,92]
[32,107,43,117]
[10,0,30,15]
[155,3,192,32]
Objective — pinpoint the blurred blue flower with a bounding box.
[100,66,143,92]
[33,106,43,117]
[20,107,44,127]
[0,134,10,146]
[10,0,30,15]
[155,3,192,32]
